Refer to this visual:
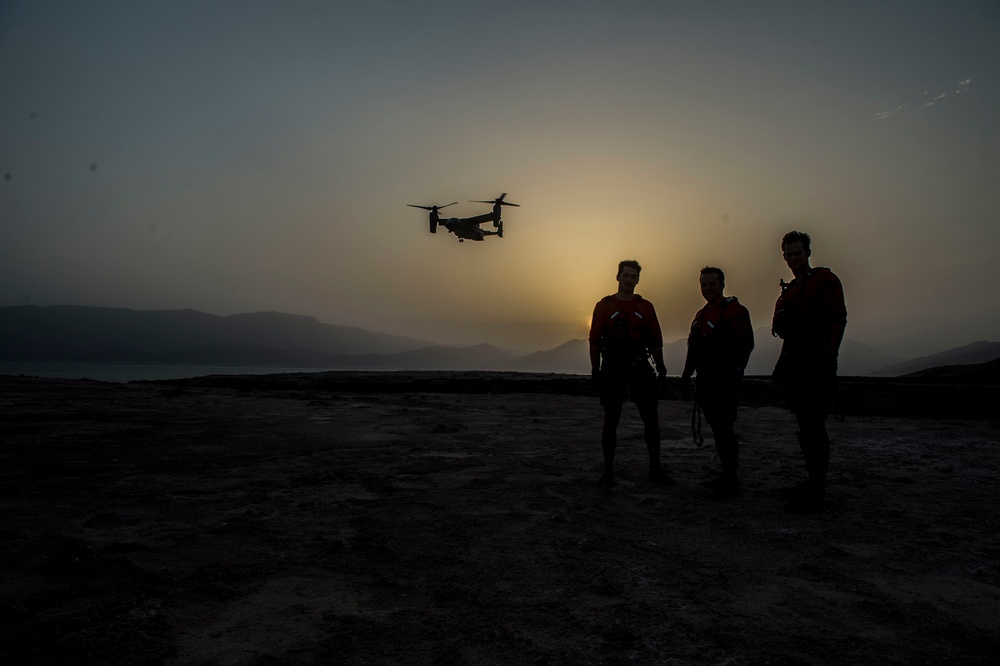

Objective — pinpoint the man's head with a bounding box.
[616,259,641,295]
[699,266,725,305]
[781,230,811,256]
[781,230,812,275]
[617,260,641,279]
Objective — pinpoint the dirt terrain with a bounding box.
[1,372,998,664]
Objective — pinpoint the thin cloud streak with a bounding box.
[879,76,974,117]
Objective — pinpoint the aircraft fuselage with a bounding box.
[441,216,500,241]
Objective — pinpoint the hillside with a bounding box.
[902,356,1000,383]
[872,340,1000,377]
[0,305,434,360]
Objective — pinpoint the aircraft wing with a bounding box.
[461,212,495,225]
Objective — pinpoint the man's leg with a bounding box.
[796,412,829,500]
[636,399,673,483]
[783,401,830,512]
[697,383,740,495]
[600,401,623,486]
[781,373,833,508]
[776,429,814,500]
[710,418,741,497]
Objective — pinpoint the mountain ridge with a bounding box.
[871,340,1000,377]
[0,304,434,358]
[2,304,996,377]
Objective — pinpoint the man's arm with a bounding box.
[588,301,604,373]
[735,305,755,371]
[643,300,666,376]
[651,346,666,376]
[680,340,695,379]
[824,273,848,355]
[830,324,846,356]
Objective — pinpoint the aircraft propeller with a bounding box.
[406,202,458,212]
[470,193,520,207]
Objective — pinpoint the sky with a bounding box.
[2,1,999,357]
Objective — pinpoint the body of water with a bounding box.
[0,361,332,383]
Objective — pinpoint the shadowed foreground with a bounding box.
[1,372,998,664]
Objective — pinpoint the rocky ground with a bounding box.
[1,372,998,664]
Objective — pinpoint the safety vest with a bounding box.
[596,295,656,363]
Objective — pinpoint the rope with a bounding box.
[691,401,704,447]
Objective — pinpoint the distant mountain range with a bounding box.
[2,305,997,377]
[869,340,1000,377]
[0,304,433,358]
[738,329,907,377]
[901,357,1000,383]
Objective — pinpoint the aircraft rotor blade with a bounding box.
[407,201,458,211]
[470,193,516,206]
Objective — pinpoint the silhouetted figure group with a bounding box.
[589,230,847,514]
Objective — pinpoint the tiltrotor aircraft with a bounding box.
[407,193,520,242]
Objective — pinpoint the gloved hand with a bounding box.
[591,368,602,395]
[656,366,668,391]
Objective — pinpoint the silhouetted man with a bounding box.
[681,267,754,498]
[772,231,847,513]
[589,260,670,487]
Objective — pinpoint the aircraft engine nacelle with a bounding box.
[430,219,437,233]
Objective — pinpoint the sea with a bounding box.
[0,361,333,384]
